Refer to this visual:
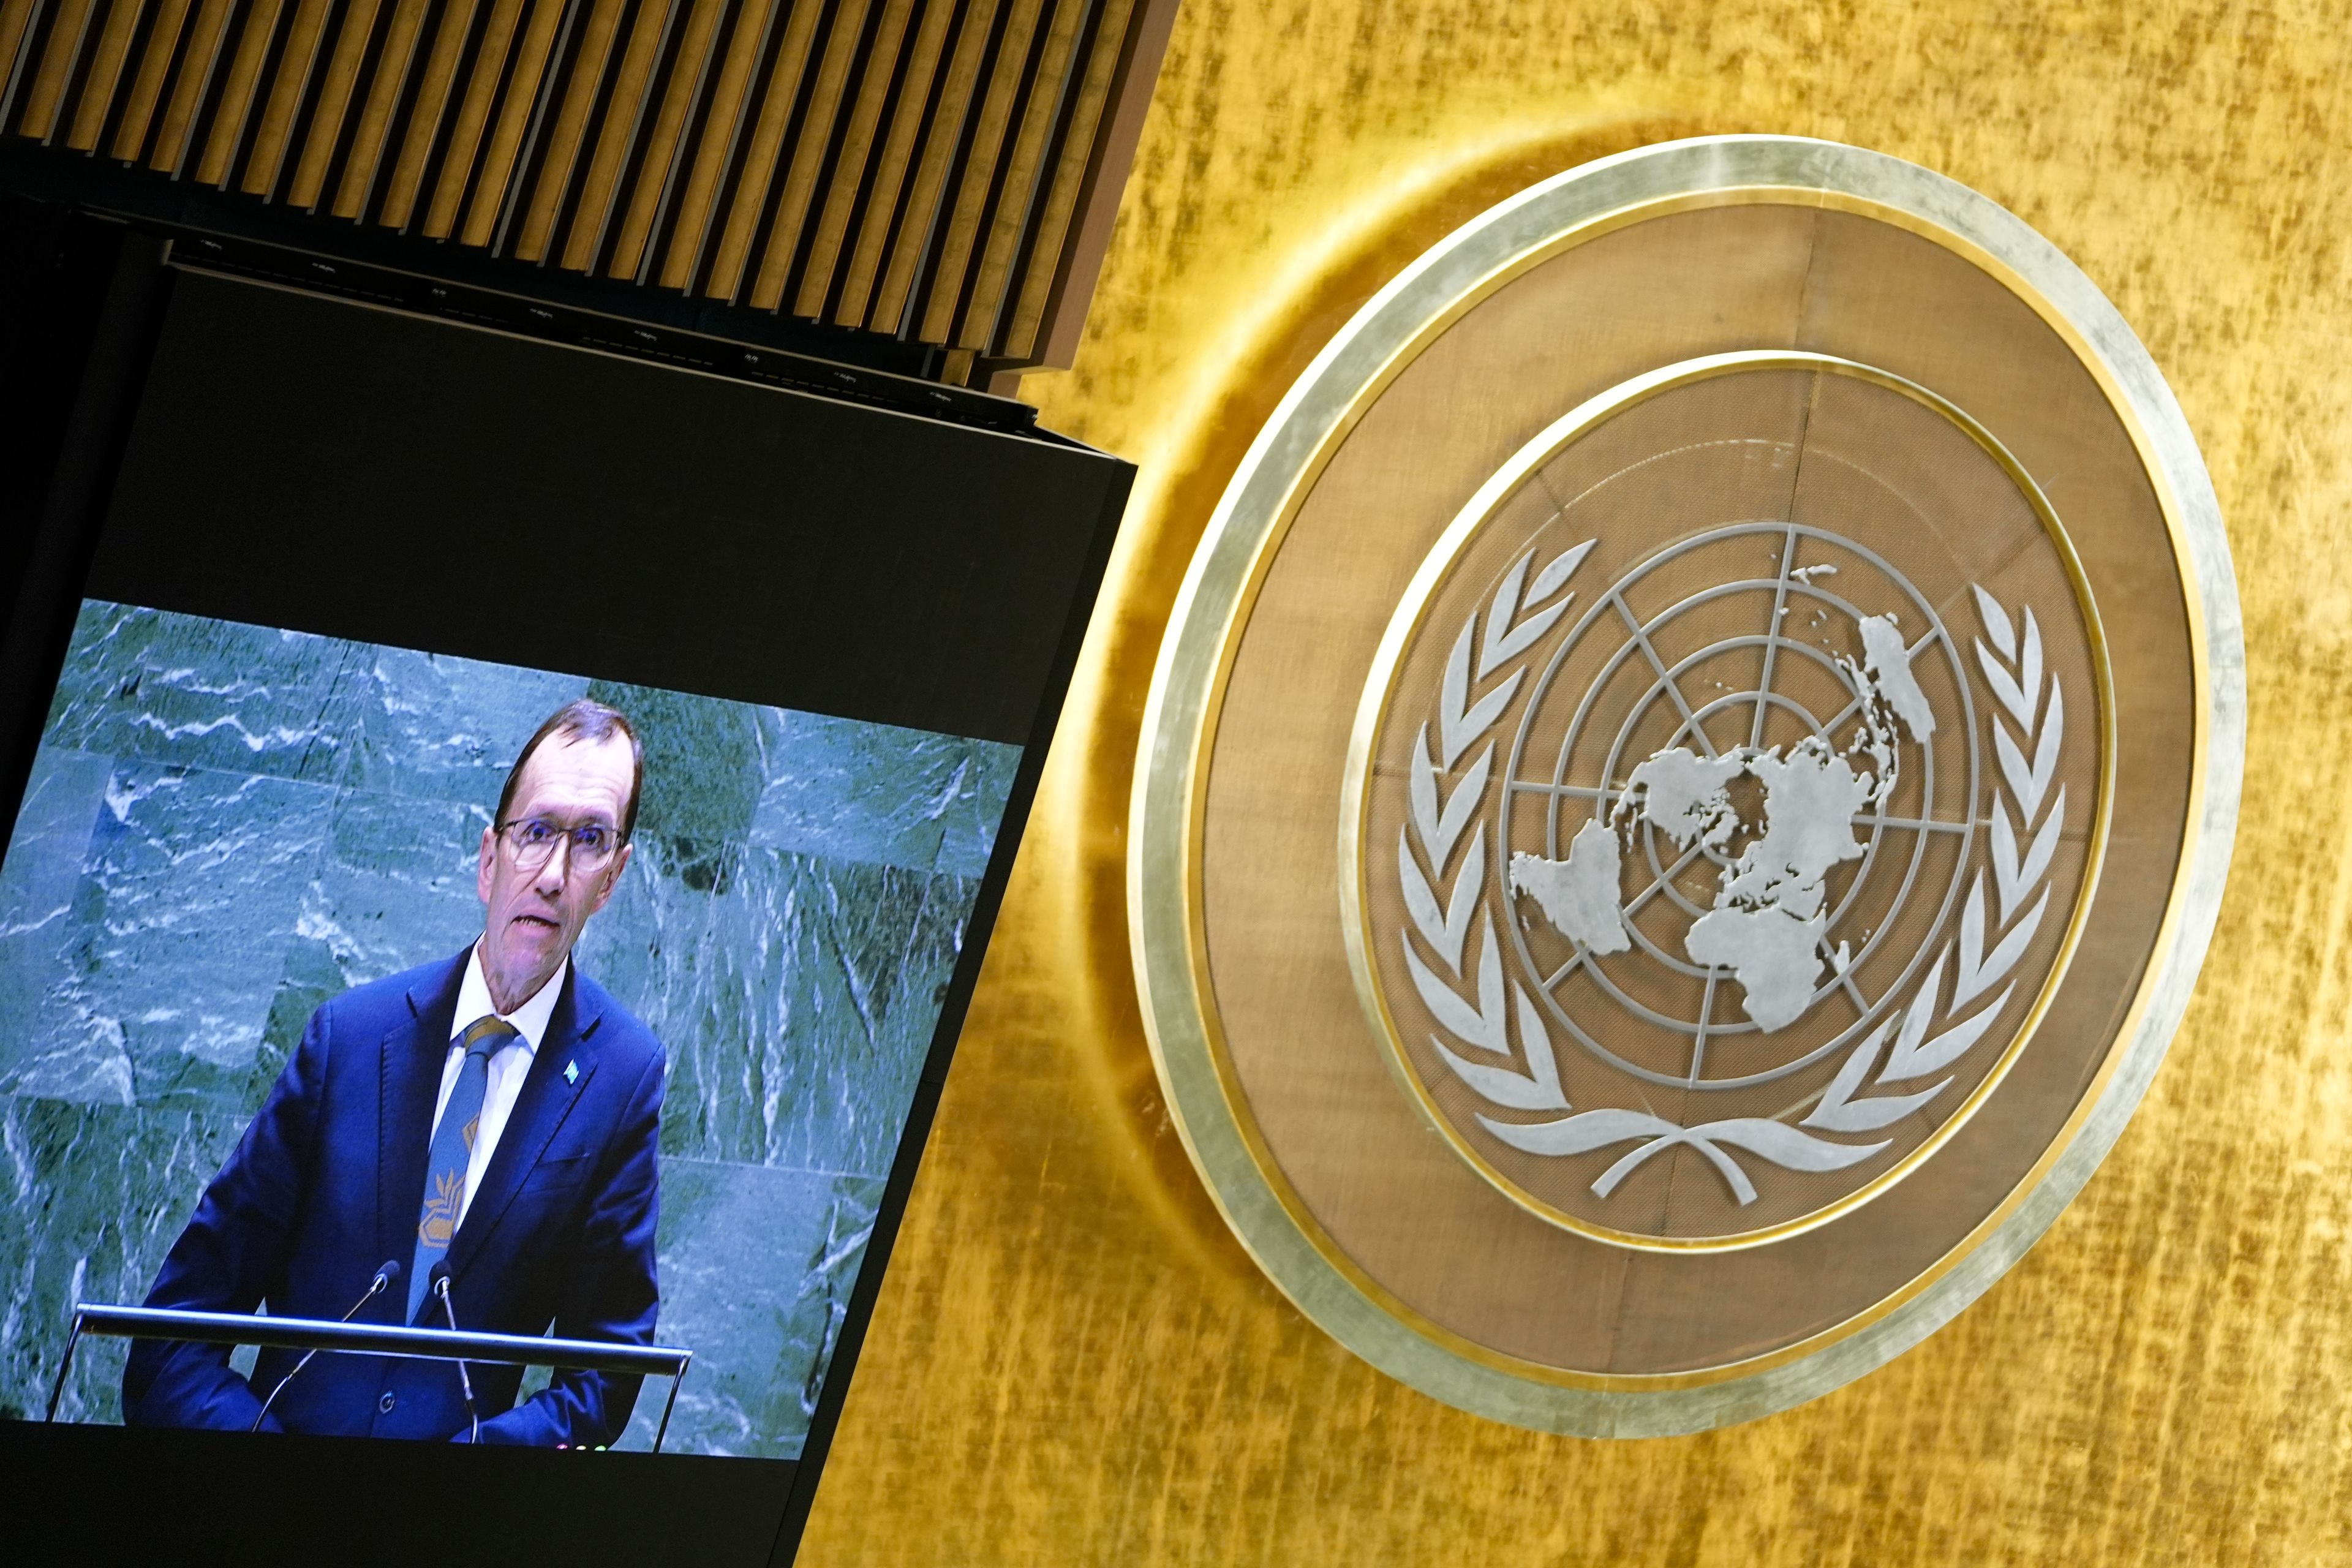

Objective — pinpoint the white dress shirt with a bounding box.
[431,944,567,1230]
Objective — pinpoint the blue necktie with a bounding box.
[409,1016,518,1322]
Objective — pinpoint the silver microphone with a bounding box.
[429,1264,480,1446]
[249,1259,401,1433]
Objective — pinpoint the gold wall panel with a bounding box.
[799,0,2352,1560]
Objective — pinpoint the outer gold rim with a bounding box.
[1128,136,2244,1433]
[1337,351,2118,1253]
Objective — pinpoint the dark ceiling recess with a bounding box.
[0,0,1176,386]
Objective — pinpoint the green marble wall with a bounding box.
[0,601,1019,1458]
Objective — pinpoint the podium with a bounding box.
[47,1303,695,1451]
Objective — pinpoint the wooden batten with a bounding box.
[1,0,1177,375]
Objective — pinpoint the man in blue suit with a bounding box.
[124,699,665,1446]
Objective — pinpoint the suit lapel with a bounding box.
[447,967,605,1282]
[379,951,469,1281]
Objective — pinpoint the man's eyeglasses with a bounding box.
[497,817,625,872]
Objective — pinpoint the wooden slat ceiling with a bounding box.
[0,0,1167,373]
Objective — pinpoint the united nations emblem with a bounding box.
[1344,353,2108,1249]
[1133,137,2240,1434]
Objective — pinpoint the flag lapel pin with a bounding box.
[564,1060,579,1086]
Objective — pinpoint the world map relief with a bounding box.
[1511,609,1937,1033]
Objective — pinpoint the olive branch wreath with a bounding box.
[1396,552,2066,1207]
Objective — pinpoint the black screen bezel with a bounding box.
[0,235,1128,1565]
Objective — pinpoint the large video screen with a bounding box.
[0,257,1126,1561]
[4,599,1016,1456]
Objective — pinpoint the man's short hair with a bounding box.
[496,699,645,842]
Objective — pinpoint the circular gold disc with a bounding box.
[1131,137,2242,1434]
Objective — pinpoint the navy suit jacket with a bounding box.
[123,948,665,1446]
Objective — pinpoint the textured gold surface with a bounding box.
[800,1,2352,1561]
